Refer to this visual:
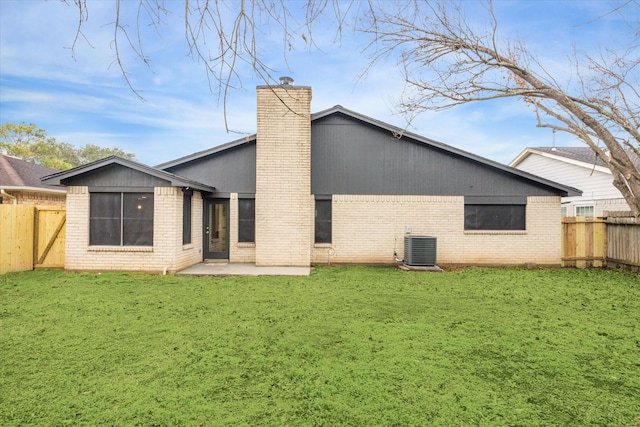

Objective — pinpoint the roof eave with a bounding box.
[0,185,67,195]
[41,156,215,193]
[511,148,612,174]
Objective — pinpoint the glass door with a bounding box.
[204,199,229,259]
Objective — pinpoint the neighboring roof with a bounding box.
[0,154,66,194]
[41,156,215,192]
[156,105,581,197]
[510,147,640,172]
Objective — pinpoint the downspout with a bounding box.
[0,189,18,204]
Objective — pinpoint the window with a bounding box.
[465,205,526,230]
[315,198,332,244]
[90,192,154,246]
[182,191,192,245]
[561,206,568,217]
[575,205,594,217]
[238,198,255,243]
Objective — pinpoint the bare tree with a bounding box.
[62,0,640,216]
[63,0,355,129]
[360,0,640,216]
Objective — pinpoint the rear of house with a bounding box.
[43,82,579,273]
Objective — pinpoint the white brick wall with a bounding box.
[311,195,562,266]
[255,85,313,266]
[64,186,203,273]
[229,193,256,262]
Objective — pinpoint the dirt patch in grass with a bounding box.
[1,267,639,426]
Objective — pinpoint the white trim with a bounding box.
[0,185,66,195]
[509,148,611,174]
[88,246,153,252]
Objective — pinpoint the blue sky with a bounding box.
[0,0,635,166]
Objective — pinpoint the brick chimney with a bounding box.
[255,78,312,266]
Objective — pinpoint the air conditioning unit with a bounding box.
[404,236,437,267]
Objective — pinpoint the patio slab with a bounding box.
[176,262,311,276]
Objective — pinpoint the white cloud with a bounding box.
[1,0,632,167]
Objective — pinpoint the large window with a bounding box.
[464,197,526,231]
[315,198,332,244]
[182,190,192,245]
[238,198,255,243]
[90,192,154,246]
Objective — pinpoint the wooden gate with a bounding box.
[0,205,65,274]
[561,216,606,268]
[34,207,66,269]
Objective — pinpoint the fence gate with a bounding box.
[0,205,65,274]
[561,216,606,268]
[1,205,35,274]
[34,207,66,269]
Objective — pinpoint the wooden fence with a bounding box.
[606,213,640,272]
[2,207,637,274]
[562,213,640,272]
[1,205,66,274]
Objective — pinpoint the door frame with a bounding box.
[203,198,230,260]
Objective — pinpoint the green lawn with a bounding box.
[1,267,639,426]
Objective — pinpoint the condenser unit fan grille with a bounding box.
[404,236,437,266]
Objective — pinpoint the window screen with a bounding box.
[315,199,332,244]
[238,198,255,243]
[464,204,526,230]
[575,205,594,216]
[123,193,154,245]
[90,192,153,246]
[183,192,192,245]
[90,193,122,245]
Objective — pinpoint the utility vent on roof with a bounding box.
[279,76,294,86]
[404,236,437,267]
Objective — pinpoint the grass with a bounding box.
[1,266,639,426]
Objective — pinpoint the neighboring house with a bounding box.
[510,147,637,217]
[43,82,580,273]
[0,154,66,205]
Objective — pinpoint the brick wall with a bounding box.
[175,190,204,270]
[229,193,256,262]
[311,195,562,266]
[64,186,202,273]
[255,85,313,266]
[1,191,66,206]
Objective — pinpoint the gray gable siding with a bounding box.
[311,114,559,196]
[62,163,171,188]
[163,141,256,193]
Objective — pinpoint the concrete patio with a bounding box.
[176,262,311,276]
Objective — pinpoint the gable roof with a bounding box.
[510,147,640,173]
[41,156,215,192]
[156,135,256,169]
[0,154,66,193]
[157,105,580,197]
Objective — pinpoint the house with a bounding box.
[509,147,637,217]
[42,81,580,273]
[0,154,66,205]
